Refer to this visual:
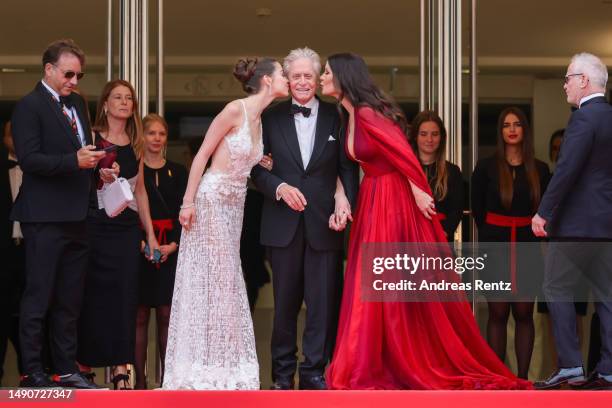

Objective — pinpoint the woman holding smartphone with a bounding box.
[134,114,187,389]
[77,79,159,390]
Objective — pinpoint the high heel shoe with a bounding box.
[81,371,96,383]
[111,373,132,390]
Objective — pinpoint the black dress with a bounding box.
[471,156,551,299]
[139,160,187,307]
[422,161,464,240]
[77,136,141,367]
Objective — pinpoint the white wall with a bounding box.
[533,79,572,165]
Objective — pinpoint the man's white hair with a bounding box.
[283,47,322,76]
[570,52,608,90]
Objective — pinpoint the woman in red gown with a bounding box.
[320,53,532,390]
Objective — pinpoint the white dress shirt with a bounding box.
[579,92,605,108]
[275,98,319,200]
[293,97,319,169]
[41,80,86,146]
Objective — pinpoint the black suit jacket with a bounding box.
[10,81,93,223]
[251,99,359,251]
[538,96,612,238]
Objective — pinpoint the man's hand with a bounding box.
[278,184,307,211]
[77,145,105,169]
[532,213,548,237]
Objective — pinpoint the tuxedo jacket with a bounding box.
[538,96,612,239]
[251,99,359,251]
[10,81,93,223]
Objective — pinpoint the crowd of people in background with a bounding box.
[0,39,611,391]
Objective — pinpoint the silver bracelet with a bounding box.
[180,203,195,209]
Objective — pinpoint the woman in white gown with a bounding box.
[163,58,288,390]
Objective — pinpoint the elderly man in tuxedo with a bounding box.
[11,39,116,388]
[533,53,612,390]
[251,47,358,390]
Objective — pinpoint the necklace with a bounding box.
[506,156,522,166]
[103,131,130,146]
[144,157,166,169]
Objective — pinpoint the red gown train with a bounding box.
[326,107,532,390]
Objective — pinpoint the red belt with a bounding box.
[485,212,532,294]
[148,218,174,269]
[152,218,174,245]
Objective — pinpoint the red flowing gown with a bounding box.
[326,107,532,390]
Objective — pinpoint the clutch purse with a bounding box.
[98,176,134,218]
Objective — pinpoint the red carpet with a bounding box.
[2,390,610,408]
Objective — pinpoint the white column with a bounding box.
[421,0,463,242]
[119,0,149,118]
[437,0,462,169]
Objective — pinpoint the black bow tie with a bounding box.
[7,159,18,169]
[291,104,312,118]
[59,95,74,109]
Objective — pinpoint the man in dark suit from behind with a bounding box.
[251,47,359,390]
[533,52,612,390]
[11,39,110,388]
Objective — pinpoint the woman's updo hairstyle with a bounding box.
[233,57,277,94]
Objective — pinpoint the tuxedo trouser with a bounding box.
[267,217,342,381]
[543,240,612,374]
[20,222,89,375]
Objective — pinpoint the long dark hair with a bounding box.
[327,53,409,135]
[496,107,541,211]
[410,110,448,200]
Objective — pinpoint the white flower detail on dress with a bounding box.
[164,99,262,390]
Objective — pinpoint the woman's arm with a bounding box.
[409,181,436,220]
[179,101,242,230]
[330,176,352,231]
[355,107,435,219]
[135,159,159,259]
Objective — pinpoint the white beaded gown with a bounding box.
[164,100,262,390]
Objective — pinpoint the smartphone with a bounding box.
[96,144,118,153]
[144,243,162,263]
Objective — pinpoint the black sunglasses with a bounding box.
[52,64,85,80]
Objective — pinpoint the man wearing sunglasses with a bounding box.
[10,39,109,389]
